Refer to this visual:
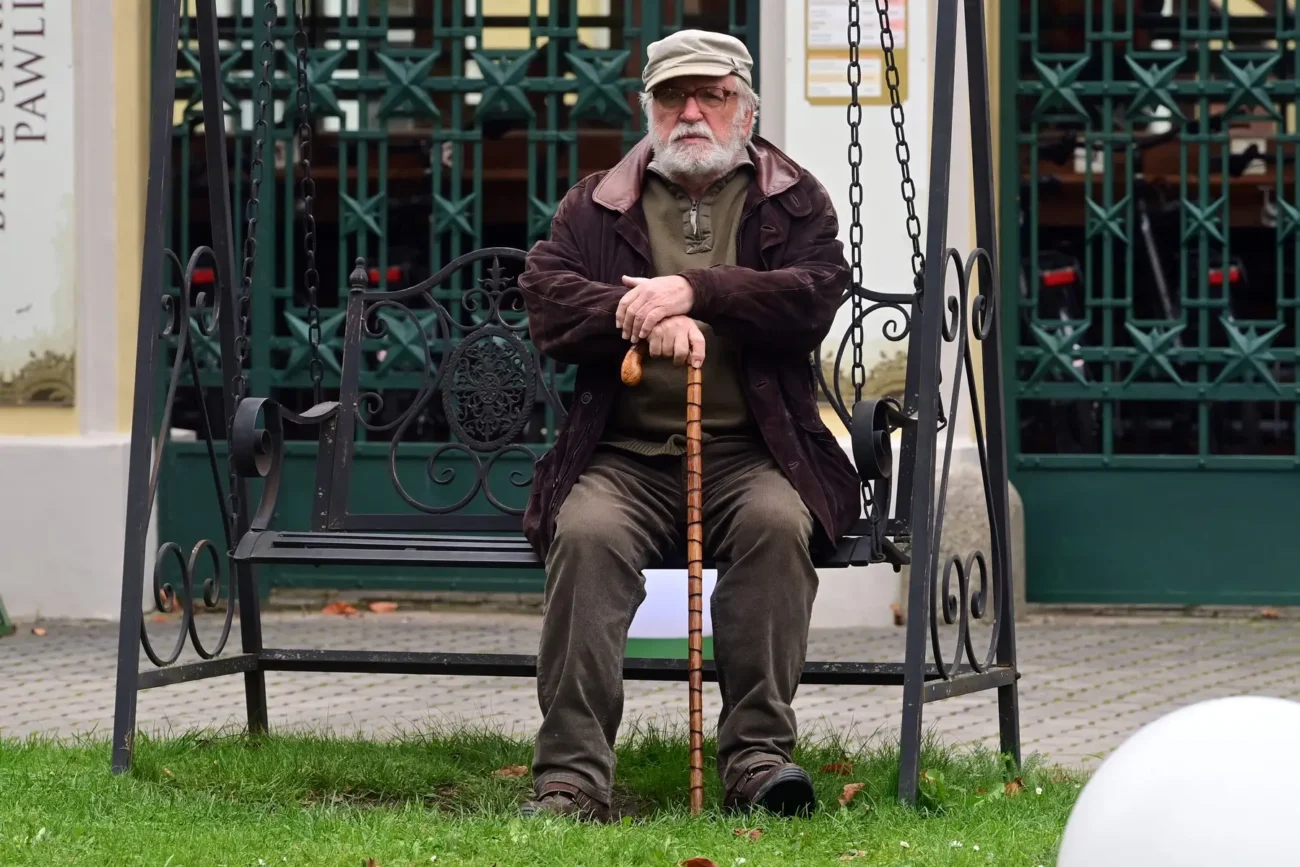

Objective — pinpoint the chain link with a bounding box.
[228,0,279,535]
[846,0,866,401]
[874,0,924,284]
[295,0,324,404]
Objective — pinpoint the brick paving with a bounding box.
[3,607,1299,770]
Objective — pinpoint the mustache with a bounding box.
[668,122,716,143]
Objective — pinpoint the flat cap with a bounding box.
[642,29,753,92]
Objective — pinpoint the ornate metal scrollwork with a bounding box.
[925,246,1007,680]
[442,326,537,451]
[139,246,238,668]
[817,287,917,428]
[339,250,567,518]
[815,282,919,568]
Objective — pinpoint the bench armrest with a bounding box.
[846,398,915,568]
[849,397,912,484]
[231,397,341,532]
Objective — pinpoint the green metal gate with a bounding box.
[1001,1,1300,605]
[158,0,759,595]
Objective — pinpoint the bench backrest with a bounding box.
[310,247,876,537]
[312,248,568,534]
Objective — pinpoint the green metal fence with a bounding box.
[158,0,759,595]
[1001,1,1300,604]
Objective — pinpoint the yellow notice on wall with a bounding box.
[805,0,908,107]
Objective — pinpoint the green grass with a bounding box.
[0,723,1081,866]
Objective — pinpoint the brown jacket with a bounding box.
[517,134,861,560]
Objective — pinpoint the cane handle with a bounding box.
[621,342,646,386]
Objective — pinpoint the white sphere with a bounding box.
[1057,695,1300,866]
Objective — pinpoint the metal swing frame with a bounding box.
[112,0,1019,805]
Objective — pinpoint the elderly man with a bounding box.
[517,29,860,820]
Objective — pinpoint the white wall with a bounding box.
[0,0,139,620]
[0,437,143,619]
[765,0,979,444]
[779,0,933,384]
[758,0,984,629]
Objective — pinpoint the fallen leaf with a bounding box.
[162,768,174,778]
[1005,777,1025,796]
[820,762,854,776]
[679,860,718,867]
[321,601,358,616]
[31,627,46,637]
[838,782,866,807]
[839,851,867,862]
[491,765,528,779]
[367,601,399,613]
[733,828,762,841]
[890,603,905,626]
[365,860,378,867]
[1260,608,1281,619]
[975,786,987,794]
[151,614,169,623]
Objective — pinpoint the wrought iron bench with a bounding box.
[231,251,901,573]
[112,0,1018,805]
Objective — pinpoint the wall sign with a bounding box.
[0,0,76,405]
[805,0,908,107]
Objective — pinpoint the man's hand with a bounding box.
[616,275,694,341]
[646,315,706,369]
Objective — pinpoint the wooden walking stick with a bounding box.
[621,341,706,816]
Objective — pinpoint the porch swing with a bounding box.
[113,0,1020,805]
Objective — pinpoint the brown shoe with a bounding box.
[519,781,612,822]
[724,762,816,818]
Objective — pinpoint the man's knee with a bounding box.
[730,480,813,551]
[548,485,653,577]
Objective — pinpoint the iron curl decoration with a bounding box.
[385,324,539,516]
[140,538,236,669]
[141,542,194,668]
[355,295,452,433]
[344,248,565,517]
[811,281,919,567]
[355,390,390,430]
[816,285,917,429]
[482,444,541,511]
[231,396,341,531]
[139,247,238,668]
[925,247,1007,680]
[461,257,532,334]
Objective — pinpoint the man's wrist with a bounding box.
[678,270,714,317]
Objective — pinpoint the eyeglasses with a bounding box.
[650,85,737,112]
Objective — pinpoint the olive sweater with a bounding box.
[603,160,758,456]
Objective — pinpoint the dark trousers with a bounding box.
[531,439,819,805]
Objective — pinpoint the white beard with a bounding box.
[649,115,750,189]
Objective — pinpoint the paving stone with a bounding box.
[4,610,1300,773]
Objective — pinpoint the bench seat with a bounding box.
[233,519,906,570]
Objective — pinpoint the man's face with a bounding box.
[647,74,753,184]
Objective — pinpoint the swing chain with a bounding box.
[874,0,924,283]
[846,0,866,401]
[228,0,278,532]
[295,0,324,404]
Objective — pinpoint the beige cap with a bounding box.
[642,29,753,91]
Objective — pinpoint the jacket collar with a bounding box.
[592,133,802,213]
